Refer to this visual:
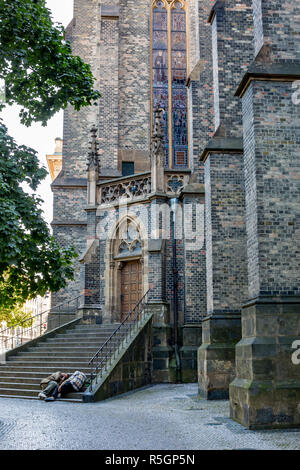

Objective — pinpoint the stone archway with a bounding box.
[103,214,149,323]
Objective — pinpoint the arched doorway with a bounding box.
[120,259,143,322]
[104,215,149,323]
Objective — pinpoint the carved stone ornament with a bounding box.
[87,125,100,173]
[118,224,142,257]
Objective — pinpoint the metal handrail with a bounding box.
[88,289,151,391]
[0,294,83,354]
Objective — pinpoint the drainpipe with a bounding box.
[170,197,182,383]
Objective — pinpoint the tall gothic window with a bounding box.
[152,0,188,169]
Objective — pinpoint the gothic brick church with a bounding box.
[50,0,300,429]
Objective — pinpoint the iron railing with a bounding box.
[0,295,83,355]
[88,289,152,391]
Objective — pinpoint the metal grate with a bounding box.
[0,419,16,439]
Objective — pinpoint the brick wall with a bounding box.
[182,194,206,323]
[211,0,254,136]
[204,152,248,314]
[118,0,150,152]
[258,0,300,61]
[243,80,300,297]
[63,0,101,178]
[98,17,119,170]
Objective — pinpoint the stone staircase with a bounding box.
[0,323,119,402]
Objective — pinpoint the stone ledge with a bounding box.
[51,176,87,188]
[148,239,164,253]
[179,183,205,198]
[100,5,119,18]
[51,220,87,227]
[200,137,243,162]
[202,312,242,322]
[235,61,300,98]
[244,295,300,308]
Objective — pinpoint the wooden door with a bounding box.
[121,260,142,322]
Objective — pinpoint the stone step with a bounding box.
[17,351,97,358]
[0,365,92,374]
[0,394,83,403]
[70,328,119,334]
[0,376,43,384]
[26,344,117,354]
[44,339,117,346]
[0,320,123,403]
[40,342,119,350]
[0,382,40,391]
[52,334,118,341]
[25,348,116,358]
[0,387,49,397]
[45,338,120,345]
[26,346,101,354]
[4,360,90,368]
[0,370,88,379]
[74,324,120,329]
[0,381,89,396]
[8,355,94,362]
[73,325,117,329]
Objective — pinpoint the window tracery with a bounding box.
[152,0,188,169]
[117,223,142,257]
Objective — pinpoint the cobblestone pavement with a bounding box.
[0,384,299,450]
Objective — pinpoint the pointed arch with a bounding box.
[103,213,149,323]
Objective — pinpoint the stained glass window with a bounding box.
[152,0,169,167]
[171,1,188,167]
[152,0,188,169]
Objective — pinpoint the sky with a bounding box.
[0,0,74,225]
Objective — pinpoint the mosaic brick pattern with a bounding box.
[243,80,300,297]
[204,152,248,314]
[62,0,101,178]
[211,0,254,136]
[118,0,150,152]
[182,195,206,323]
[259,0,300,61]
[98,17,119,169]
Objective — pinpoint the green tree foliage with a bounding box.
[0,123,77,312]
[0,303,33,329]
[0,0,101,318]
[0,0,100,125]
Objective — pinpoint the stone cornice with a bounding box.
[51,176,87,189]
[235,62,300,98]
[51,220,87,227]
[179,183,205,199]
[244,295,300,308]
[100,5,119,18]
[200,137,244,163]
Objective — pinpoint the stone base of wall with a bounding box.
[77,306,102,325]
[47,313,77,332]
[149,302,174,382]
[230,379,300,430]
[152,324,174,383]
[230,298,300,429]
[180,325,202,383]
[198,315,241,399]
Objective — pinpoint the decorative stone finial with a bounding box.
[87,125,99,172]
